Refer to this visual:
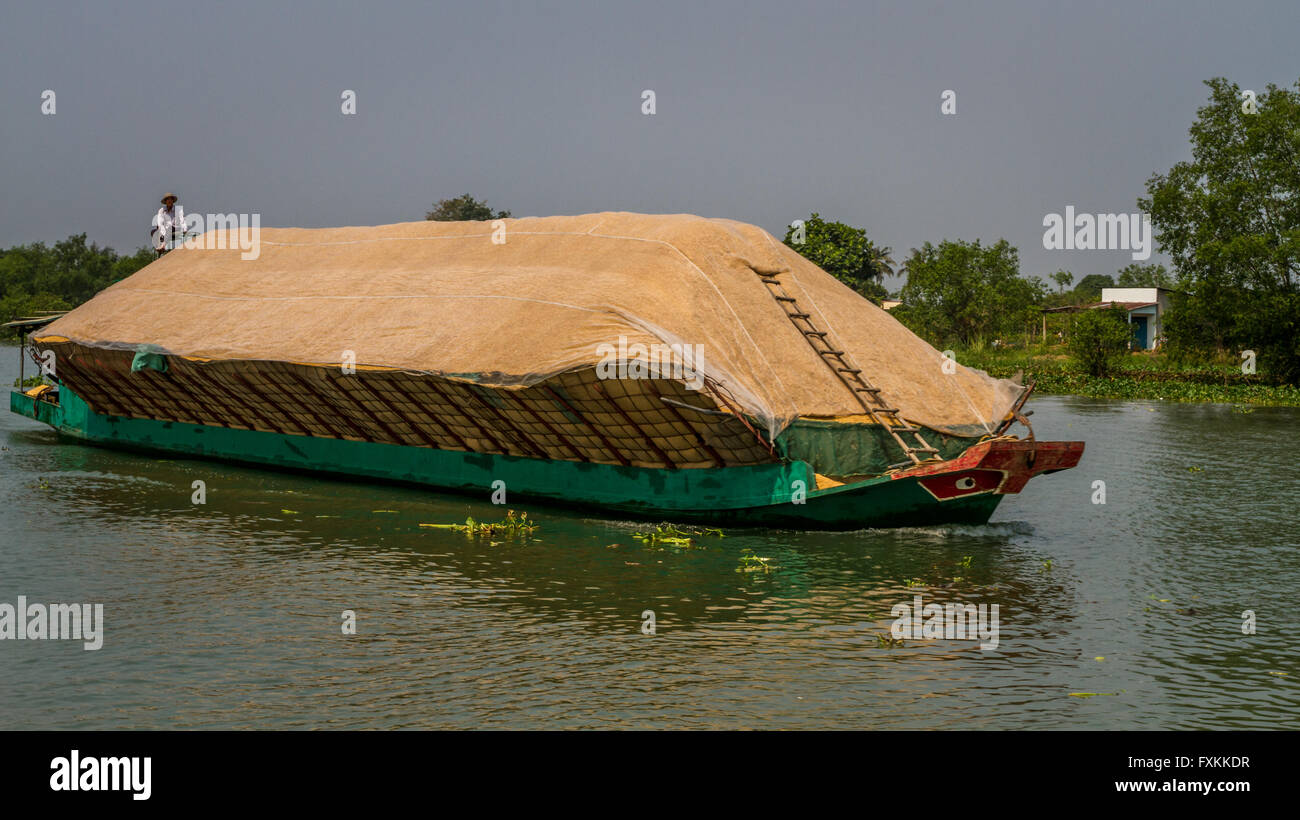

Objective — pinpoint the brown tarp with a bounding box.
[36,212,1023,437]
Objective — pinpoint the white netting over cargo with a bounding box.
[36,212,1024,438]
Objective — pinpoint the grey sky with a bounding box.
[2,0,1296,289]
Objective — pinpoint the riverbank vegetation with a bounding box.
[954,344,1300,406]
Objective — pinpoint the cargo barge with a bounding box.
[9,212,1082,529]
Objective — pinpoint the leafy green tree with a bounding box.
[1116,262,1174,288]
[1068,307,1133,376]
[782,213,892,302]
[1051,270,1074,292]
[1073,274,1115,302]
[1140,77,1300,382]
[894,239,1044,347]
[0,290,71,324]
[425,193,511,222]
[0,235,153,338]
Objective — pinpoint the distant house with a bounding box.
[1096,287,1174,350]
[1040,286,1175,350]
[881,299,903,311]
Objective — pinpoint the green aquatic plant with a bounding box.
[950,350,1300,407]
[958,555,973,569]
[632,522,724,548]
[876,633,904,648]
[736,549,775,573]
[1069,691,1120,698]
[421,509,539,540]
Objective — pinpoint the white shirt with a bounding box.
[153,204,185,234]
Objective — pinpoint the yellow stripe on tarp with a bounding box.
[288,361,401,372]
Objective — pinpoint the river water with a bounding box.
[1,347,1296,729]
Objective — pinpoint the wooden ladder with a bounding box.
[757,271,941,469]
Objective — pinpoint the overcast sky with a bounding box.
[1,0,1296,287]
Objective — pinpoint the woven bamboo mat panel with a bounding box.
[46,342,776,469]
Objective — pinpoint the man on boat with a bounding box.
[151,192,185,256]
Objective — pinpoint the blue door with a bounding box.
[1131,316,1148,349]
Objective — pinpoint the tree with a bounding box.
[868,245,897,282]
[1140,77,1300,382]
[782,213,892,302]
[894,238,1045,347]
[1068,307,1133,376]
[1074,274,1115,302]
[1116,262,1174,288]
[425,193,511,222]
[1051,270,1074,292]
[0,235,152,338]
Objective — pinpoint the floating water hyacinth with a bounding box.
[631,523,724,548]
[737,549,775,573]
[1069,692,1120,698]
[421,510,539,540]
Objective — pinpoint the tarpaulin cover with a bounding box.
[36,212,1024,438]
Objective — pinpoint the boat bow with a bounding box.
[893,438,1084,501]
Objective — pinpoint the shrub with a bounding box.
[1068,307,1132,377]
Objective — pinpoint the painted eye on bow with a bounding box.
[916,469,1005,501]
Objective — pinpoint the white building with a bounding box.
[1097,287,1175,350]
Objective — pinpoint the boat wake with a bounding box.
[585,517,1036,540]
[853,520,1037,540]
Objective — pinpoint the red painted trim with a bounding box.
[893,439,1084,499]
[916,468,1007,501]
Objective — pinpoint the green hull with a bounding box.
[10,389,1004,530]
